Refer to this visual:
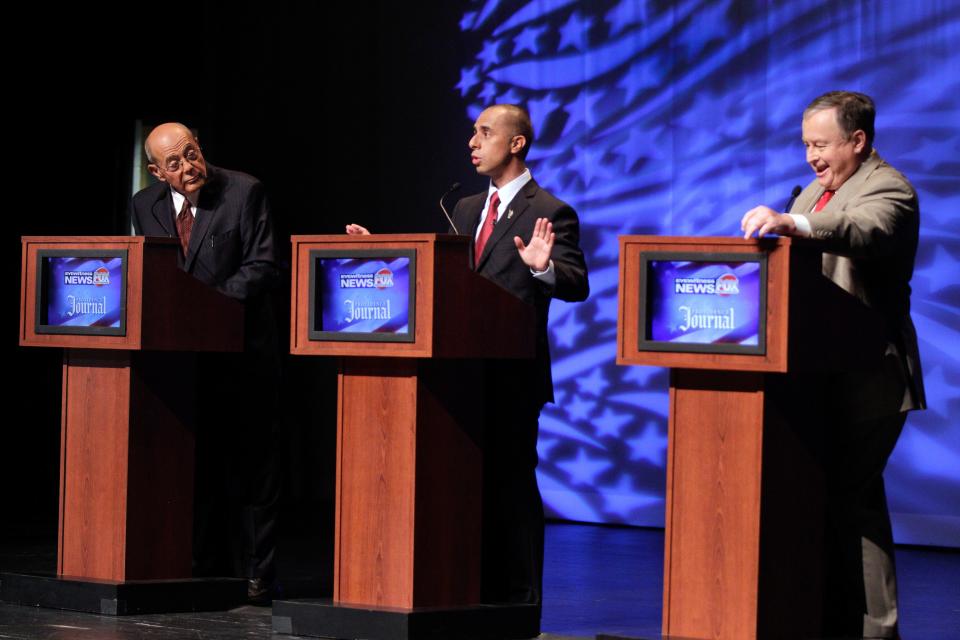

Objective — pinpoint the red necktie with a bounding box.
[474,191,500,267]
[813,190,835,212]
[176,198,194,256]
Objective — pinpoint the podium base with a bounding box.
[272,598,540,640]
[0,572,246,615]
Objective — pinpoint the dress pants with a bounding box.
[193,349,280,582]
[480,362,546,609]
[822,410,906,639]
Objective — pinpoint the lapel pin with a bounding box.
[507,209,514,220]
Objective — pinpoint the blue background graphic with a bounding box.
[456,0,960,546]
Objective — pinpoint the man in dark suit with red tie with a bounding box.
[347,104,589,616]
[130,122,280,604]
[453,104,589,611]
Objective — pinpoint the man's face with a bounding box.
[146,126,208,196]
[801,108,866,191]
[468,107,521,183]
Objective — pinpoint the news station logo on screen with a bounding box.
[318,256,411,335]
[645,258,764,353]
[42,256,124,330]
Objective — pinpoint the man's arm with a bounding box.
[219,182,279,301]
[531,204,588,303]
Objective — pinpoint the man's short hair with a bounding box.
[498,104,535,160]
[803,91,876,147]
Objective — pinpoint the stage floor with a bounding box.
[1,522,957,639]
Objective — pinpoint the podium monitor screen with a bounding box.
[35,250,128,336]
[308,249,416,342]
[639,251,766,355]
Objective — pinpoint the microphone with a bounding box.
[440,182,462,234]
[784,185,802,213]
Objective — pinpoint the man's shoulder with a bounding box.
[524,180,570,211]
[869,154,916,194]
[452,189,487,215]
[132,179,167,203]
[208,164,263,194]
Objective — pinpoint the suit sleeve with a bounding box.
[219,181,280,301]
[806,169,919,259]
[546,203,589,303]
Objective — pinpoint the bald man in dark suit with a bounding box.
[131,123,280,604]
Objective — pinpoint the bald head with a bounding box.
[144,122,195,163]
[145,122,208,196]
[490,104,534,160]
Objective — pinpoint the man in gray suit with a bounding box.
[742,91,925,639]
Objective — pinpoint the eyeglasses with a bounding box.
[156,145,203,173]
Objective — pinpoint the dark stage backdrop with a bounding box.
[5,1,958,549]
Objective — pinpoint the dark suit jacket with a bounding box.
[451,178,589,405]
[791,150,925,418]
[130,164,280,354]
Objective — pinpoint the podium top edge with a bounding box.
[618,235,795,246]
[290,233,468,244]
[21,236,178,245]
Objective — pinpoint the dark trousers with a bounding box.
[480,370,545,607]
[822,410,906,639]
[193,350,280,581]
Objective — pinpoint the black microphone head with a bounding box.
[451,182,461,192]
[791,185,802,197]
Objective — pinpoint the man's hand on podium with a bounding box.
[741,205,797,239]
[345,224,371,235]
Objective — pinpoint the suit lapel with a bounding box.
[476,180,537,270]
[791,184,820,215]
[183,166,222,270]
[150,189,178,237]
[793,150,882,216]
[823,150,881,215]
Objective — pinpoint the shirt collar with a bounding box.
[487,168,532,213]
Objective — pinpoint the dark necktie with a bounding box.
[474,191,500,268]
[176,198,194,256]
[814,190,835,212]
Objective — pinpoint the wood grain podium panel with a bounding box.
[58,350,195,582]
[335,359,418,607]
[59,350,132,580]
[663,370,764,640]
[333,358,483,609]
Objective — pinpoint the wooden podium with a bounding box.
[273,234,540,640]
[614,236,885,640]
[3,236,246,614]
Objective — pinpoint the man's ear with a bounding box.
[851,129,867,154]
[147,164,167,183]
[511,135,527,156]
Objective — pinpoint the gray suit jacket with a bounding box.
[791,150,925,415]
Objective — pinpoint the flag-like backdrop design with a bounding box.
[456,0,960,546]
